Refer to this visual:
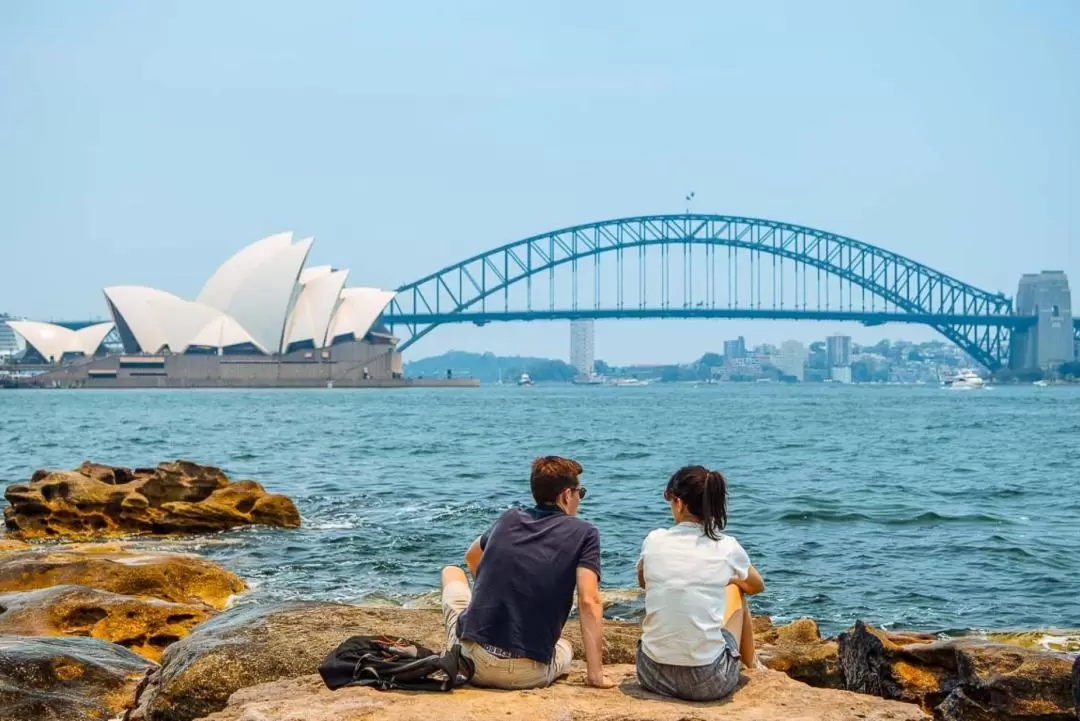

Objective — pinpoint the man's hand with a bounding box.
[585,670,616,689]
[576,566,610,690]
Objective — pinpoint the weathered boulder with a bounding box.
[0,634,154,721]
[194,665,927,721]
[0,584,214,662]
[839,620,1075,720]
[132,601,645,721]
[0,544,245,610]
[1071,656,1078,720]
[756,616,842,688]
[4,460,300,539]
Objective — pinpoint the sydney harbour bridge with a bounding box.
[382,214,1077,371]
[46,214,1076,371]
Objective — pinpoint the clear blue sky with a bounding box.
[2,1,1076,364]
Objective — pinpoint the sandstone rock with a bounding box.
[938,641,1076,721]
[838,620,1075,720]
[0,634,154,721]
[756,616,842,688]
[4,460,300,539]
[194,665,927,721]
[133,601,645,721]
[0,544,245,610]
[0,584,214,662]
[0,538,29,553]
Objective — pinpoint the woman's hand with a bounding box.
[730,564,765,595]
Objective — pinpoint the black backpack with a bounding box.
[318,635,474,692]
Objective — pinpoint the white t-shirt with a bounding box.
[639,522,751,666]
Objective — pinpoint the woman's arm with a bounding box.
[730,564,765,595]
[636,558,646,589]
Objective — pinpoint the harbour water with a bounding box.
[1,384,1077,636]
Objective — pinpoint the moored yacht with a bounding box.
[942,368,985,389]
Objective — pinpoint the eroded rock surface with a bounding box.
[0,543,245,609]
[839,620,1075,720]
[0,584,214,662]
[756,616,842,688]
[0,634,154,721]
[194,665,927,721]
[4,460,300,539]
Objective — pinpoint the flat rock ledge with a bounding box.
[0,542,246,610]
[195,665,927,721]
[4,460,300,539]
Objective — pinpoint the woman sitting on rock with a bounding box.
[635,465,765,701]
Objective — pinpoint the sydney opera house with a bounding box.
[7,233,455,388]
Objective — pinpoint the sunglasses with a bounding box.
[571,486,588,500]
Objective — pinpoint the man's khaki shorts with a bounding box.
[442,578,573,689]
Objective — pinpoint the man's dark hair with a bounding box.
[530,456,583,505]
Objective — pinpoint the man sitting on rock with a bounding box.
[440,456,614,689]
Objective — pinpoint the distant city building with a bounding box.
[830,365,853,384]
[826,334,852,368]
[569,319,595,377]
[723,336,747,362]
[777,340,808,382]
[0,315,23,358]
[1010,271,1074,371]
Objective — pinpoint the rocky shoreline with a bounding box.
[1,461,1078,720]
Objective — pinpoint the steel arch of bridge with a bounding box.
[385,214,1022,369]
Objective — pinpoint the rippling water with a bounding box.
[2,384,1078,636]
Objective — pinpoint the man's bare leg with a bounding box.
[442,565,469,590]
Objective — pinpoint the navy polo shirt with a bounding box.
[457,505,601,663]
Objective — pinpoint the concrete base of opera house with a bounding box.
[7,339,480,390]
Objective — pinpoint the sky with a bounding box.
[1,1,1077,365]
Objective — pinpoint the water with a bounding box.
[1,384,1078,636]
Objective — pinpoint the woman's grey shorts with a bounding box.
[635,630,741,702]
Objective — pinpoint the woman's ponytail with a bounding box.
[668,465,729,540]
[701,469,728,540]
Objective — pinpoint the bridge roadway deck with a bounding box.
[386,308,1039,327]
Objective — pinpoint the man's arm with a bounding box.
[729,564,765,595]
[576,567,614,688]
[464,536,484,578]
[636,558,646,589]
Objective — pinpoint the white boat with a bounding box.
[1033,380,1049,387]
[517,372,534,386]
[613,377,649,386]
[942,369,985,390]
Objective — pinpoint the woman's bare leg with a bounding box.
[722,585,756,667]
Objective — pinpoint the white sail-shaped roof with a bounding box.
[103,286,222,354]
[196,232,294,311]
[298,265,333,284]
[326,288,397,344]
[282,268,350,351]
[7,320,114,363]
[75,323,115,357]
[186,314,267,354]
[210,237,314,354]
